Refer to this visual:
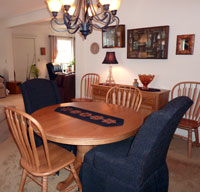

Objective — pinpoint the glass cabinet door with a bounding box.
[102,25,125,48]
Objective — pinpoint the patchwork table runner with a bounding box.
[55,106,124,127]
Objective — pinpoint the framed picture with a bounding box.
[176,34,195,55]
[127,25,169,59]
[102,25,125,48]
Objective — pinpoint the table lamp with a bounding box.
[102,52,118,85]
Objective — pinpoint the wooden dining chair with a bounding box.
[106,86,142,111]
[171,81,200,158]
[72,73,100,102]
[5,106,82,192]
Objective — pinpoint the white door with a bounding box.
[13,37,36,82]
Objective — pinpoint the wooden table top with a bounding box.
[32,102,143,146]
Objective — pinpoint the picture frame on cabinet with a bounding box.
[127,25,169,59]
[176,34,195,55]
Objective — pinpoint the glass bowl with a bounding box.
[138,74,155,90]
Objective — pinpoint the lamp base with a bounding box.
[105,65,116,85]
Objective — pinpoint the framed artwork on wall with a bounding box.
[40,47,46,55]
[102,25,125,48]
[127,25,169,59]
[176,34,195,55]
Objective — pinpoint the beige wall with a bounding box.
[76,0,200,97]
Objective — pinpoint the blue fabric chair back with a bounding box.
[128,96,193,185]
[19,78,76,153]
[19,78,61,114]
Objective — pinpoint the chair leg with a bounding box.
[42,176,48,192]
[194,128,200,146]
[19,169,27,192]
[69,163,82,192]
[188,129,192,158]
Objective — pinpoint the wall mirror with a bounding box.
[176,34,195,55]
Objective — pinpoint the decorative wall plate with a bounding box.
[90,42,99,54]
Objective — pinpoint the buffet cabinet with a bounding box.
[91,84,170,118]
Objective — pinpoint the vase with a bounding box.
[138,74,155,90]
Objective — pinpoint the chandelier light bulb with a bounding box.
[99,0,111,5]
[68,5,76,15]
[61,0,75,6]
[109,0,121,11]
[47,0,62,13]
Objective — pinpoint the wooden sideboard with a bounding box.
[6,81,21,94]
[92,84,170,118]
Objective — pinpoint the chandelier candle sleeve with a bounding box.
[46,0,121,39]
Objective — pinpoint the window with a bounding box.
[55,37,74,67]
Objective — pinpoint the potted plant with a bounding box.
[30,64,40,79]
[67,59,75,73]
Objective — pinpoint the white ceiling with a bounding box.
[0,0,47,19]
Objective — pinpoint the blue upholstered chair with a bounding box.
[80,96,193,192]
[20,78,61,114]
[19,78,76,153]
[46,63,62,81]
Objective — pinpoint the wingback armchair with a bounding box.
[19,78,76,154]
[80,96,193,192]
[46,63,62,80]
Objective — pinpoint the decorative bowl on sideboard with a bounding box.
[138,74,155,90]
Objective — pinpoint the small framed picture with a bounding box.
[176,34,195,55]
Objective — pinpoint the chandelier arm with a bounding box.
[63,13,81,29]
[94,10,116,25]
[89,0,109,21]
[52,17,64,25]
[92,14,119,30]
[109,15,120,25]
[50,19,68,32]
[92,12,112,29]
[66,26,81,34]
[70,0,82,21]
[89,0,101,17]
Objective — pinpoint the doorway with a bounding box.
[13,36,36,82]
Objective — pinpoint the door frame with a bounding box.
[12,34,37,81]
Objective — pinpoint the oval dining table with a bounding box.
[32,101,143,191]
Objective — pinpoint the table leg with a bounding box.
[56,145,94,191]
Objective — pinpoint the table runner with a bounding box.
[55,106,124,127]
[138,87,160,92]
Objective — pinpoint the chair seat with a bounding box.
[21,143,75,177]
[179,118,199,130]
[72,98,93,102]
[84,136,134,165]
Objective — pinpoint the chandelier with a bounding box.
[46,0,121,39]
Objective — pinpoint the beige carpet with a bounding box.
[0,94,200,192]
[167,137,200,192]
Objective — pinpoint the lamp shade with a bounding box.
[102,52,118,64]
